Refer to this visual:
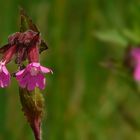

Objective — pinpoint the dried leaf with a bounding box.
[20,8,48,52]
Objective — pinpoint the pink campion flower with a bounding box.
[126,47,140,81]
[16,62,52,91]
[0,61,10,88]
[130,47,140,81]
[0,44,17,88]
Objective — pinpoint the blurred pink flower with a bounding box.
[16,62,52,91]
[0,61,10,88]
[131,48,140,81]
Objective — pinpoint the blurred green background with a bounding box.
[1,0,140,140]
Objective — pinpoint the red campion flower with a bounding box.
[0,61,10,88]
[16,62,52,91]
[0,30,52,90]
[0,44,16,87]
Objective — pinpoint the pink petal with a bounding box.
[0,72,10,87]
[2,73,10,86]
[16,69,25,76]
[0,80,4,88]
[134,64,140,81]
[131,48,140,60]
[27,76,36,91]
[40,66,53,74]
[19,73,30,88]
[16,69,27,81]
[2,65,9,75]
[31,62,40,67]
[0,74,4,88]
[36,73,46,90]
[26,63,40,72]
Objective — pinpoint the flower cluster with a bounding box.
[0,30,52,90]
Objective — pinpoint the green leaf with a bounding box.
[122,29,140,44]
[94,30,128,46]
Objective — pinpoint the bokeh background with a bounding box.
[0,0,140,140]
